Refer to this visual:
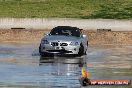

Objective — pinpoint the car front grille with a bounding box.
[51,42,58,46]
[60,43,68,46]
[51,42,68,46]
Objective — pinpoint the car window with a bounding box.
[50,26,81,37]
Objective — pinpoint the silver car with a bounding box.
[39,26,88,56]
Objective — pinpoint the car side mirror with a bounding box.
[82,35,87,38]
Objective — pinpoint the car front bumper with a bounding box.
[40,44,80,55]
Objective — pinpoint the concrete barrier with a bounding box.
[0,18,132,31]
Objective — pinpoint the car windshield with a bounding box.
[50,26,81,37]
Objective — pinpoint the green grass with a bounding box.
[0,0,132,19]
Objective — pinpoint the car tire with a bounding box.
[87,41,88,47]
[84,50,87,55]
[78,43,84,56]
[39,45,41,54]
[39,45,47,56]
[39,44,44,55]
[84,41,88,55]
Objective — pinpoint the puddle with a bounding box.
[0,43,131,87]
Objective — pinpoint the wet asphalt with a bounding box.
[0,43,132,88]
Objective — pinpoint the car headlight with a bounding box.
[41,40,49,44]
[69,42,79,46]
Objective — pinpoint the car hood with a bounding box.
[43,35,81,42]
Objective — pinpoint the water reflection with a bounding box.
[40,56,85,66]
[1,42,132,88]
[39,56,87,87]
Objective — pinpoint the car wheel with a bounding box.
[84,41,88,55]
[39,44,44,56]
[84,50,87,55]
[87,41,88,47]
[78,43,84,56]
[39,44,42,54]
[39,45,47,56]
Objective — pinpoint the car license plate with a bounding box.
[55,47,59,50]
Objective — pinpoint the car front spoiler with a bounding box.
[46,49,73,54]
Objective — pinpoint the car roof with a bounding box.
[53,26,79,29]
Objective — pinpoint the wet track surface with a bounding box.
[0,43,132,88]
